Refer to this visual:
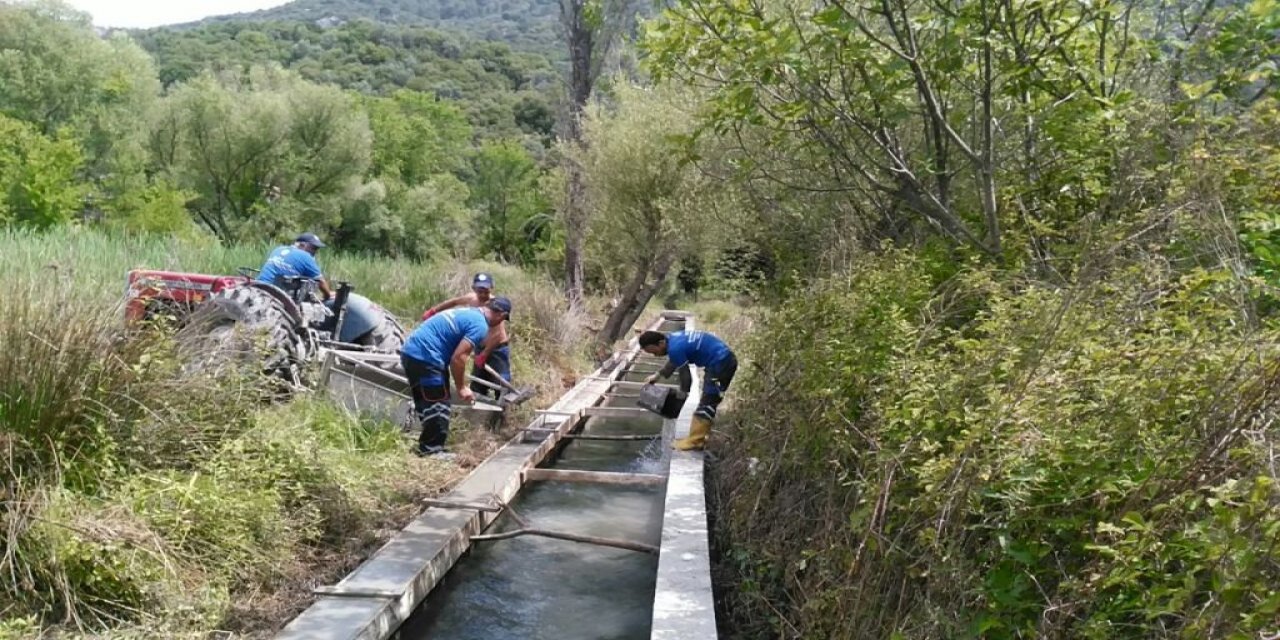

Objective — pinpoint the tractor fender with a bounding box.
[245,281,305,327]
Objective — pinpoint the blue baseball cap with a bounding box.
[472,273,494,290]
[295,232,326,248]
[487,296,512,319]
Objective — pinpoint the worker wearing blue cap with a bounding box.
[420,273,513,402]
[257,232,333,299]
[402,296,513,457]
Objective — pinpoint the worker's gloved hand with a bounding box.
[421,308,436,321]
[645,374,659,385]
[474,353,488,369]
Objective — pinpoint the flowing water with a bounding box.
[398,407,668,639]
[397,322,687,639]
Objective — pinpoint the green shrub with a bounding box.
[121,469,292,589]
[713,252,1280,639]
[0,616,40,640]
[5,489,197,630]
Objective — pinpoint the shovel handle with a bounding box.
[483,363,521,393]
[468,375,506,394]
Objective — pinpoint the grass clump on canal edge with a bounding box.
[3,382,461,637]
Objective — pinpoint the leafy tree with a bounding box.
[363,90,472,182]
[559,0,639,305]
[643,0,1171,264]
[0,114,86,229]
[0,1,164,224]
[106,181,199,237]
[575,82,732,342]
[0,2,159,166]
[328,174,476,259]
[467,139,553,263]
[151,66,372,242]
[392,173,477,258]
[513,94,555,138]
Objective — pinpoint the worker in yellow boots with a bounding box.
[640,329,738,450]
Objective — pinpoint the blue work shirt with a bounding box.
[666,330,734,371]
[257,245,322,286]
[402,308,489,367]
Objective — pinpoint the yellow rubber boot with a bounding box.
[673,416,713,451]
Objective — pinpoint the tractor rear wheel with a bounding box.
[177,285,306,384]
[354,307,405,353]
[351,306,405,374]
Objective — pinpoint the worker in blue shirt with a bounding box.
[640,329,738,450]
[257,232,333,299]
[420,273,513,402]
[401,297,512,457]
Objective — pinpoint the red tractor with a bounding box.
[124,267,404,384]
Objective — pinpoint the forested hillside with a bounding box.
[134,19,559,139]
[196,0,561,56]
[0,1,558,265]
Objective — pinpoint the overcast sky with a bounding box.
[65,0,291,28]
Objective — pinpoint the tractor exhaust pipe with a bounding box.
[331,281,353,339]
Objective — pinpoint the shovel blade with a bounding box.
[499,387,536,406]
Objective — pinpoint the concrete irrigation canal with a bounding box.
[275,311,716,640]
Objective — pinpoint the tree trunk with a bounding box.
[979,0,1001,257]
[560,0,596,307]
[598,252,676,344]
[563,158,588,306]
[599,258,648,343]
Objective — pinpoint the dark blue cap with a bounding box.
[296,232,326,248]
[472,272,494,289]
[487,296,512,319]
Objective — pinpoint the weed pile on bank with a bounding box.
[712,248,1280,639]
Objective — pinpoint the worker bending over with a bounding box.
[421,273,513,402]
[641,329,738,451]
[401,296,512,457]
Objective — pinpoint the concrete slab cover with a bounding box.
[273,597,396,640]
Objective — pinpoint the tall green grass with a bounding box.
[0,227,592,637]
[0,227,439,316]
[0,227,589,347]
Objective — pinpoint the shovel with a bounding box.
[481,363,536,406]
[468,368,535,406]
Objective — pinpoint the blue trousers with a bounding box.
[402,355,450,453]
[677,354,738,420]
